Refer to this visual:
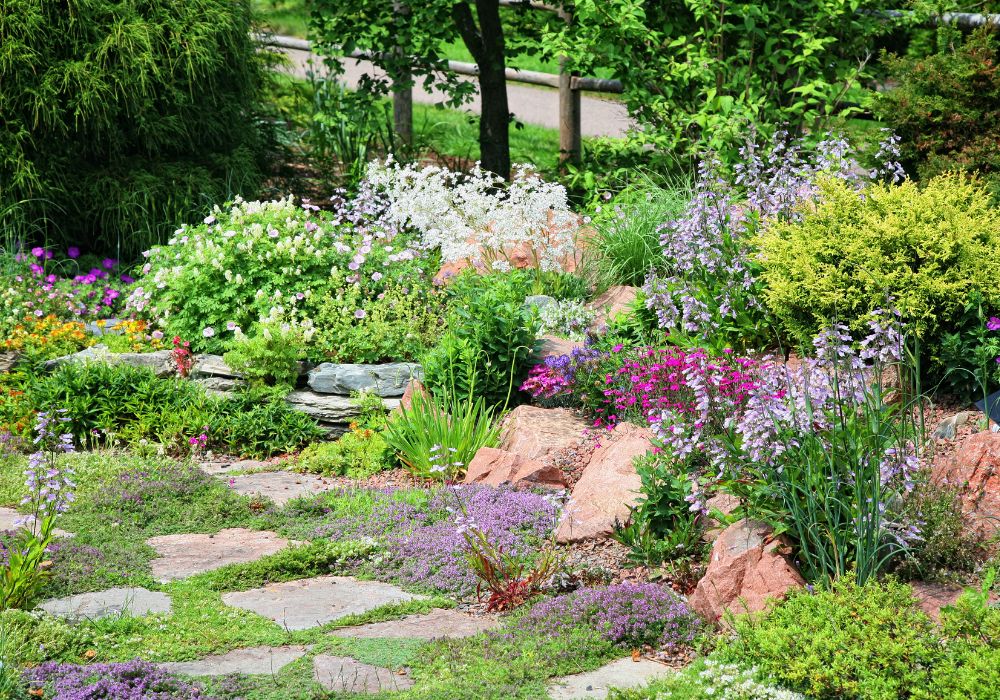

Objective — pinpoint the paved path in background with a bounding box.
[280,48,633,139]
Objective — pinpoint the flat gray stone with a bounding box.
[0,507,71,538]
[548,658,673,699]
[159,645,307,676]
[225,471,338,506]
[285,391,400,424]
[307,363,421,397]
[39,587,171,620]
[221,575,426,631]
[312,655,414,693]
[198,459,273,476]
[45,345,175,378]
[147,528,293,582]
[330,608,498,639]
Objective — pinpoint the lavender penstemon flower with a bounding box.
[721,312,921,585]
[1,410,76,611]
[644,131,905,350]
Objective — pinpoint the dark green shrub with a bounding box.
[894,482,987,583]
[423,272,539,408]
[29,362,321,457]
[0,0,270,257]
[873,28,1000,198]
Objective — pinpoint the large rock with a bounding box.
[688,519,804,622]
[586,286,638,330]
[308,363,421,397]
[463,447,568,489]
[548,657,673,700]
[45,345,175,378]
[147,528,294,582]
[225,470,340,506]
[500,405,588,462]
[0,352,19,373]
[285,391,400,425]
[930,431,1000,537]
[312,655,414,693]
[555,422,651,543]
[221,576,425,631]
[536,335,584,360]
[329,609,499,639]
[159,646,308,676]
[39,587,171,620]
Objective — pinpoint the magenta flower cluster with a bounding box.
[23,659,213,700]
[511,583,702,649]
[8,246,131,322]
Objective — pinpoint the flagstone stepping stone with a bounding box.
[312,655,414,693]
[147,528,293,582]
[221,576,426,631]
[159,645,308,676]
[548,658,674,700]
[39,587,171,621]
[199,459,274,476]
[329,608,498,639]
[224,470,339,506]
[0,507,72,538]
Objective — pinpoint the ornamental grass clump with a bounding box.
[513,583,702,650]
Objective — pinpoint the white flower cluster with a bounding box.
[650,660,805,700]
[366,158,579,273]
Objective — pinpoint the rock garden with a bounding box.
[3,126,1000,700]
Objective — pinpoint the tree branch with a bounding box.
[452,1,485,65]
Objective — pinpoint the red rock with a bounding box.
[393,379,428,416]
[930,431,1000,537]
[555,422,652,543]
[910,581,964,623]
[688,519,805,623]
[537,335,584,360]
[463,447,567,489]
[587,286,639,330]
[703,492,741,543]
[499,405,588,462]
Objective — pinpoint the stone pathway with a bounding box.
[329,608,498,639]
[147,528,294,582]
[548,658,674,700]
[0,507,72,538]
[160,646,308,676]
[224,470,340,506]
[313,655,414,693]
[39,587,171,621]
[221,576,426,631]
[199,459,276,477]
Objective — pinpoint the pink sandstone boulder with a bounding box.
[586,286,638,330]
[702,492,741,543]
[555,422,652,543]
[537,335,584,360]
[463,447,567,489]
[392,379,428,416]
[688,519,805,623]
[499,405,588,462]
[930,431,1000,537]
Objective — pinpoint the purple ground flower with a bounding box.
[311,485,558,597]
[24,659,214,699]
[511,583,701,650]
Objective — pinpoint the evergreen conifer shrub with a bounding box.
[0,0,270,257]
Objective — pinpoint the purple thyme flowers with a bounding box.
[512,583,702,650]
[24,659,213,700]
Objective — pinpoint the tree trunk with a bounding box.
[452,0,511,179]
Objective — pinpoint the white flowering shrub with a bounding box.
[126,191,429,356]
[537,299,594,341]
[612,659,805,700]
[366,158,580,273]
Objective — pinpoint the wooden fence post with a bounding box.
[392,2,413,147]
[557,9,580,167]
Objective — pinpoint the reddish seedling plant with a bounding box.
[172,336,193,377]
[464,527,563,612]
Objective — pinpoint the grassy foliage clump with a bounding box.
[0,0,270,256]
